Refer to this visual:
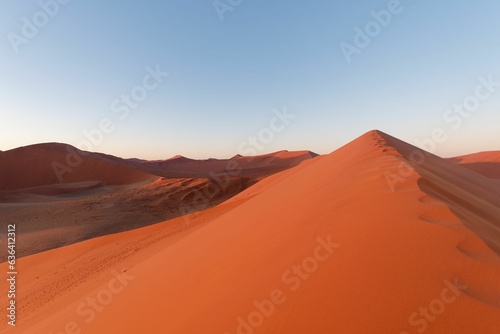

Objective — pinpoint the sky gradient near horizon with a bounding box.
[1,0,499,159]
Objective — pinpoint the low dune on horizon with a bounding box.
[1,130,500,333]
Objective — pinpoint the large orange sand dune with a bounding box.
[1,131,499,333]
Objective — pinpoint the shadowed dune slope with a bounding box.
[0,177,256,259]
[450,151,500,179]
[4,130,500,334]
[379,132,500,255]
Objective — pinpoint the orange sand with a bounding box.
[450,151,500,179]
[1,131,499,334]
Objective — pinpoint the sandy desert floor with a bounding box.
[0,147,314,258]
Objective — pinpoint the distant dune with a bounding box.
[128,150,318,179]
[0,143,317,190]
[2,131,499,334]
[0,144,317,258]
[0,143,157,191]
[450,151,500,179]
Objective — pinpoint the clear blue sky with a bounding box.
[1,0,499,159]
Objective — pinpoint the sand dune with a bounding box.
[0,177,256,259]
[0,145,316,258]
[380,132,500,256]
[0,144,315,191]
[129,150,318,179]
[2,130,499,334]
[450,151,500,179]
[0,143,157,191]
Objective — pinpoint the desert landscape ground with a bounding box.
[1,130,499,333]
[0,144,315,257]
